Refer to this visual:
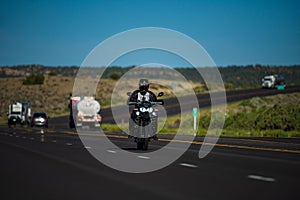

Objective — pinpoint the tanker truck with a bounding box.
[69,95,102,130]
[261,74,285,89]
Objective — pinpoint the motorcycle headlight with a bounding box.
[140,107,146,112]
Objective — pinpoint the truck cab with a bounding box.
[262,74,285,89]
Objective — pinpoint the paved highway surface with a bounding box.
[1,87,300,200]
[1,125,300,200]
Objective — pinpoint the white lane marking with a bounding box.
[65,143,73,146]
[179,163,198,168]
[247,175,276,182]
[16,135,19,138]
[9,135,13,137]
[107,150,116,153]
[40,135,45,142]
[138,156,150,160]
[84,146,91,149]
[22,136,26,139]
[30,137,34,140]
[52,140,57,143]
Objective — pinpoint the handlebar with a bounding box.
[128,100,164,106]
[128,102,137,106]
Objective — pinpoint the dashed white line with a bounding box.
[247,175,276,182]
[22,136,26,139]
[65,143,73,146]
[52,140,57,143]
[179,163,198,168]
[138,156,150,160]
[107,150,116,153]
[15,135,19,138]
[30,137,34,140]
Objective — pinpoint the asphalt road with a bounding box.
[1,126,300,200]
[1,86,300,200]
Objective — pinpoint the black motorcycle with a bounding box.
[127,92,164,150]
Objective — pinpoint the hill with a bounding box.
[0,64,299,122]
[1,64,300,86]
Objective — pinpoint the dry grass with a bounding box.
[0,76,204,120]
[0,76,74,118]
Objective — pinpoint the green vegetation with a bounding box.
[177,65,300,86]
[48,71,57,76]
[109,73,121,80]
[254,105,300,131]
[102,93,300,138]
[1,65,300,87]
[222,104,300,132]
[99,99,111,108]
[101,124,123,132]
[23,74,45,85]
[0,117,6,125]
[160,93,300,137]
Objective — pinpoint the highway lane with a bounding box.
[1,126,300,200]
[111,85,300,123]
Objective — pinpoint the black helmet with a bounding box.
[139,79,149,91]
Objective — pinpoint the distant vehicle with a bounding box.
[31,112,49,128]
[7,102,31,127]
[69,94,102,130]
[262,74,285,89]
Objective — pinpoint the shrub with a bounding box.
[110,73,120,80]
[225,83,235,90]
[23,74,45,85]
[48,71,57,76]
[255,105,300,131]
[239,99,252,107]
[193,86,202,94]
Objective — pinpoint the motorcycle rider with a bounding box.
[128,79,158,139]
[128,79,157,103]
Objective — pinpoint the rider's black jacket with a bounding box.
[128,90,157,103]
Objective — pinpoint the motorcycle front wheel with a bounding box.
[137,139,148,150]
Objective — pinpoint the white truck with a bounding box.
[8,102,31,127]
[69,95,102,130]
[261,74,285,89]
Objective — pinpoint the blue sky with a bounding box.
[0,0,299,67]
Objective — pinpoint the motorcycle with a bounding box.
[127,92,164,150]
